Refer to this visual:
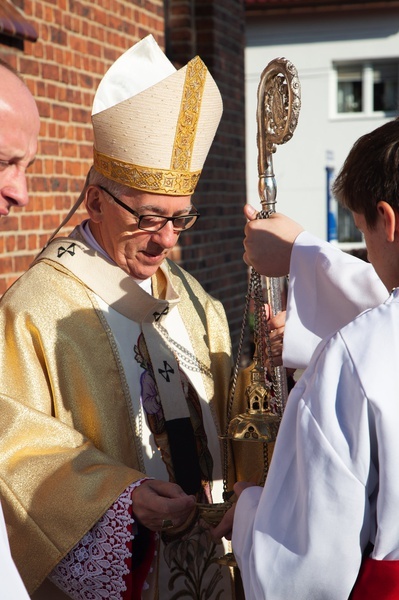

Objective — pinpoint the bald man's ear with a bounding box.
[85,186,104,223]
[377,201,397,242]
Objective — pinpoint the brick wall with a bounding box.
[167,0,249,355]
[0,0,165,295]
[0,0,250,357]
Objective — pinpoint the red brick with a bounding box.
[0,0,248,354]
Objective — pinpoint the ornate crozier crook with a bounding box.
[255,57,301,413]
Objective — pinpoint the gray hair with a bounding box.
[87,168,134,198]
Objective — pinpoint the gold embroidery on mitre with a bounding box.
[172,56,207,172]
[93,149,201,196]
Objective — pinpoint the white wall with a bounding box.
[245,8,399,240]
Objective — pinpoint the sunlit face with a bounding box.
[0,68,40,216]
[88,186,195,280]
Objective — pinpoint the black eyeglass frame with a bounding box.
[98,185,200,232]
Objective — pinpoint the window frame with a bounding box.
[331,59,399,119]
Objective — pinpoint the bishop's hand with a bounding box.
[131,479,196,532]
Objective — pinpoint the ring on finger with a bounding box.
[161,519,174,530]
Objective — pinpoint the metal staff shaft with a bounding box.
[256,57,301,411]
[258,156,289,412]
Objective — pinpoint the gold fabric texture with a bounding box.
[0,233,257,596]
[0,261,142,593]
[93,148,201,196]
[171,56,206,172]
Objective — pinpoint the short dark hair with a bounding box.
[332,118,399,229]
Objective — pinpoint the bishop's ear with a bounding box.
[85,186,104,223]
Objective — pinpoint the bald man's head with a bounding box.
[0,60,40,215]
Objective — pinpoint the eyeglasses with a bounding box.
[99,186,200,232]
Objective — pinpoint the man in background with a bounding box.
[0,57,40,599]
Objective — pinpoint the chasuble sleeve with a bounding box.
[47,482,156,600]
[0,262,147,593]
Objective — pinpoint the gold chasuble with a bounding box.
[0,228,256,598]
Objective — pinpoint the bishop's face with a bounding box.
[87,185,195,281]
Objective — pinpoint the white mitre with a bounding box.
[91,34,223,196]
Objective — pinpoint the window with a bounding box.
[335,61,399,115]
[337,66,362,113]
[373,64,397,111]
[326,164,363,248]
[337,205,362,245]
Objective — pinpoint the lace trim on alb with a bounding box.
[49,482,142,599]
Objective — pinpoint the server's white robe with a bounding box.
[283,231,387,368]
[233,287,399,599]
